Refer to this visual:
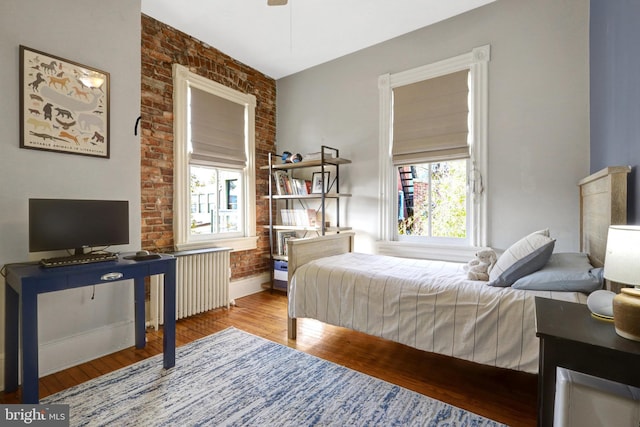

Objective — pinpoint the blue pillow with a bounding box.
[511,252,603,293]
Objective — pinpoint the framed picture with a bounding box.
[311,171,330,194]
[20,45,110,158]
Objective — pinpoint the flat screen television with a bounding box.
[29,198,129,255]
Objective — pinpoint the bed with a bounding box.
[286,166,631,373]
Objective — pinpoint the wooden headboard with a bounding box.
[578,166,631,270]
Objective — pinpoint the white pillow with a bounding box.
[488,229,555,287]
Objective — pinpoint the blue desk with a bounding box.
[4,254,176,403]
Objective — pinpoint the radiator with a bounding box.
[149,248,231,329]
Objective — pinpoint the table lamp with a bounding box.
[603,225,640,341]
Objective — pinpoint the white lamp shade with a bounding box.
[604,225,640,286]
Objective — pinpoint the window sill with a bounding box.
[176,236,258,253]
[375,240,481,263]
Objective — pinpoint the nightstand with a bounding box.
[535,296,640,427]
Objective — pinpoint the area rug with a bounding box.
[42,327,506,426]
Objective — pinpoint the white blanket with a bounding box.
[289,252,588,373]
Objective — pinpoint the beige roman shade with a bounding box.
[190,86,246,168]
[392,70,470,165]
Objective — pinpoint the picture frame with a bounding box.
[20,45,110,158]
[311,171,330,194]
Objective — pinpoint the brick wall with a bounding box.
[413,181,428,209]
[140,14,274,280]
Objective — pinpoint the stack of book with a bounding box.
[275,230,297,256]
[273,171,311,195]
[280,209,317,227]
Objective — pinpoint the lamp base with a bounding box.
[613,288,640,342]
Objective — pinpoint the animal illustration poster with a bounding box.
[20,45,110,158]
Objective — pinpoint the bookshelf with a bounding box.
[262,145,352,291]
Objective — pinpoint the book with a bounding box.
[292,178,308,195]
[273,171,288,195]
[280,208,317,227]
[276,230,297,255]
[273,173,311,196]
[306,209,317,227]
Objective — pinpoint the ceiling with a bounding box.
[141,0,495,80]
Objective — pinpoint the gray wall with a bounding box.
[0,0,141,381]
[590,0,640,223]
[276,0,590,253]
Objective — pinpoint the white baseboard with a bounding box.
[40,320,135,377]
[230,272,270,302]
[1,321,134,391]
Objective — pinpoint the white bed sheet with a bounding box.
[288,252,588,373]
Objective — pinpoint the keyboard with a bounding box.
[40,252,118,268]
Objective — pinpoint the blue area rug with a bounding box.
[42,327,505,426]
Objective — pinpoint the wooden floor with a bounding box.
[1,291,537,426]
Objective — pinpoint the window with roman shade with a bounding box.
[378,45,490,255]
[392,70,470,165]
[189,86,246,168]
[173,63,257,252]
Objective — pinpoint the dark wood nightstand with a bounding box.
[535,296,640,426]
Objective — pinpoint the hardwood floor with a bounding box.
[1,291,537,426]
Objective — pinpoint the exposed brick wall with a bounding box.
[413,181,428,209]
[140,14,274,280]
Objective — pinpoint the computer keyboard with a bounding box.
[40,252,118,268]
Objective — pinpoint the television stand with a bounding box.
[4,254,176,403]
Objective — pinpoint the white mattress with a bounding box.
[289,252,588,373]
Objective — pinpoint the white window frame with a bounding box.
[173,64,257,252]
[377,45,490,260]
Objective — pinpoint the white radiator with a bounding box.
[149,248,231,329]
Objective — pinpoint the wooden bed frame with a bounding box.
[287,232,355,339]
[287,166,631,339]
[578,166,631,269]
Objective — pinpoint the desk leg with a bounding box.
[538,337,557,427]
[162,270,176,369]
[134,277,145,349]
[4,284,19,393]
[21,288,39,404]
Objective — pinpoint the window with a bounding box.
[190,166,242,235]
[398,160,469,241]
[378,45,490,255]
[173,64,257,251]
